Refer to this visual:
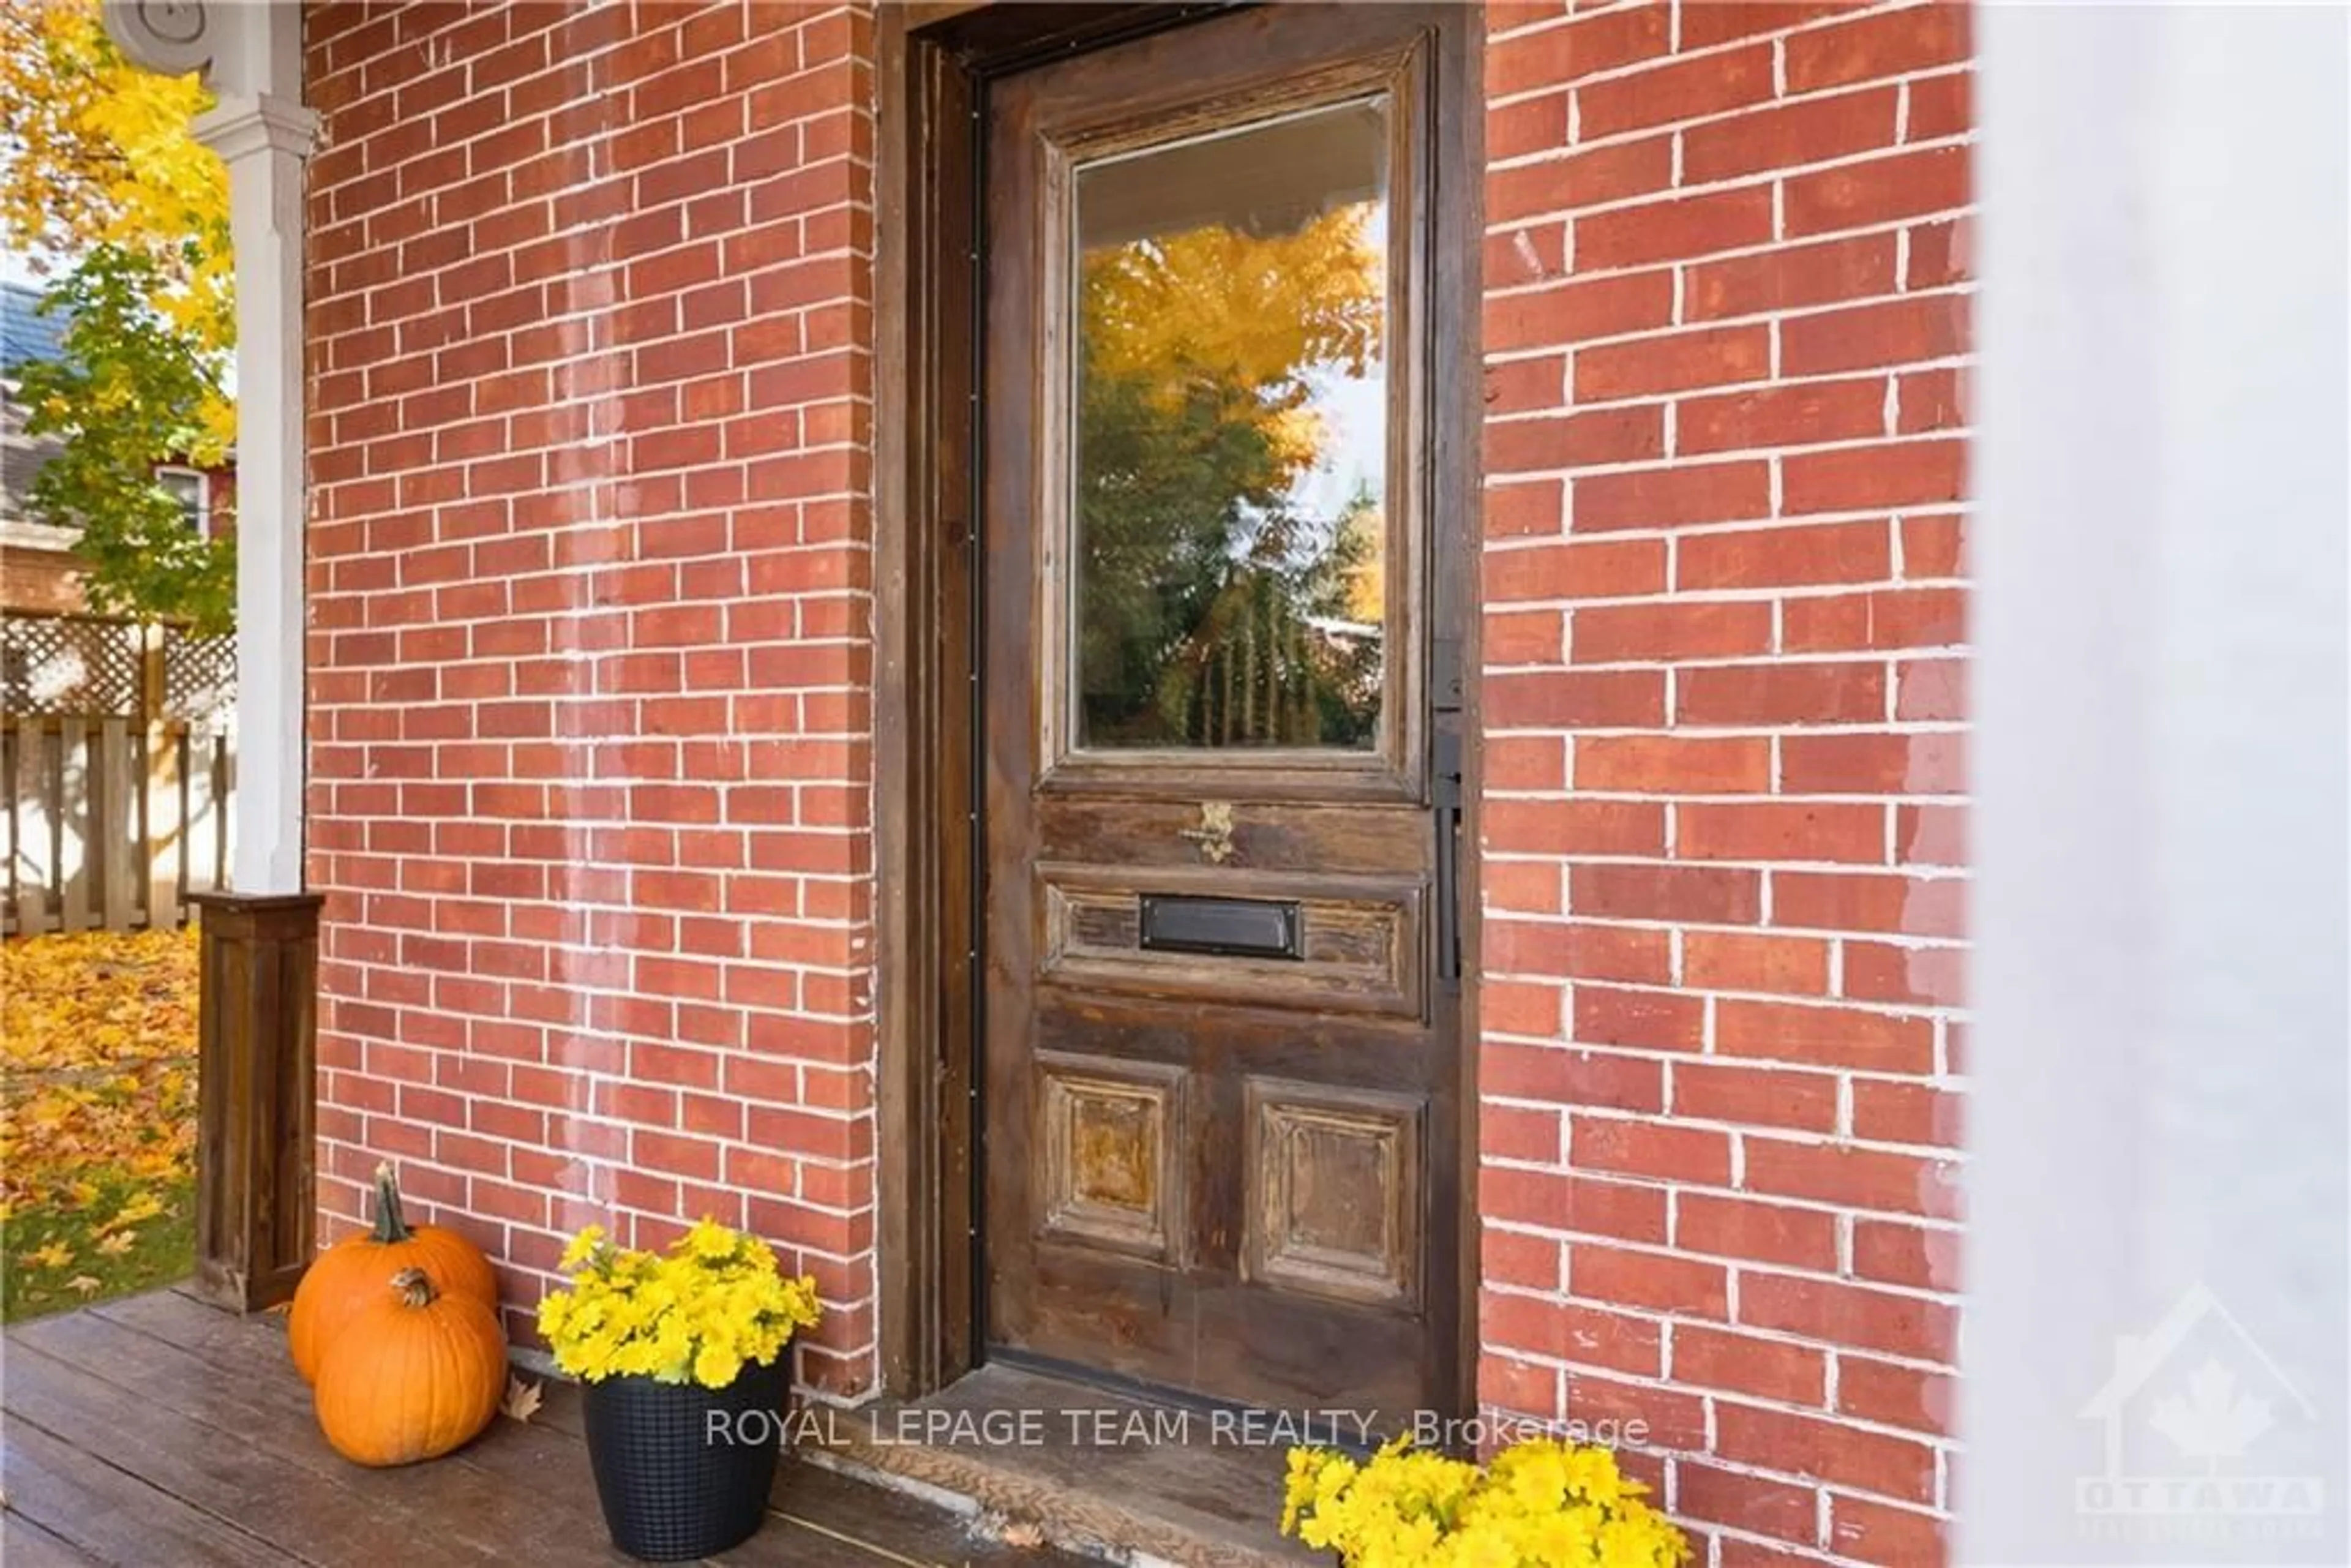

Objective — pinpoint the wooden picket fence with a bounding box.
[1,613,236,937]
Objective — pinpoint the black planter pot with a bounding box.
[580,1357,790,1561]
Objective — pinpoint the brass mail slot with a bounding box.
[1138,894,1303,960]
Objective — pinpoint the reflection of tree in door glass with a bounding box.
[1073,99,1390,751]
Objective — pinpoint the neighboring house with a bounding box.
[0,280,234,617]
[1,281,83,615]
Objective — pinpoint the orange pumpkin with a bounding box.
[289,1162,498,1384]
[315,1267,507,1466]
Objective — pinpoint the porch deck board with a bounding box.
[1,1288,1093,1568]
[3,1509,101,1567]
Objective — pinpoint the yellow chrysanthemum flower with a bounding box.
[538,1218,824,1389]
[560,1223,607,1269]
[1280,1435,1689,1568]
[686,1217,738,1261]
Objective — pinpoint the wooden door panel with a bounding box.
[1247,1078,1425,1308]
[1029,1000,1438,1105]
[1040,865,1426,1018]
[1034,1052,1187,1262]
[982,2,1470,1421]
[1013,1251,1436,1412]
[1038,796,1433,872]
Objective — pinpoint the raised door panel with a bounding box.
[1247,1079,1425,1309]
[1036,1053,1186,1262]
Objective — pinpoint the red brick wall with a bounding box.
[0,543,84,615]
[1477,3,1970,1562]
[300,0,1970,1549]
[302,0,878,1394]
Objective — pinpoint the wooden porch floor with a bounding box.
[1,1287,1091,1567]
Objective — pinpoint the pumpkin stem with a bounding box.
[370,1161,413,1245]
[391,1266,438,1308]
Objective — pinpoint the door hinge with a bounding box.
[1432,637,1464,714]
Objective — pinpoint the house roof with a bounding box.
[1,283,69,528]
[1,280,69,375]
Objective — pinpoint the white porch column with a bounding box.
[1967,4,2349,1563]
[104,1,313,895]
[199,91,314,893]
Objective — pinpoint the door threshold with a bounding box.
[807,1362,1315,1567]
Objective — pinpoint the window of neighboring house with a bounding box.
[157,467,209,536]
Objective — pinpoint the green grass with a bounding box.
[1,1172,197,1325]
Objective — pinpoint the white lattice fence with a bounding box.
[2,613,236,936]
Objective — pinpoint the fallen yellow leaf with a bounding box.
[1,926,199,1217]
[23,1240,73,1270]
[501,1377,544,1423]
[101,1192,164,1232]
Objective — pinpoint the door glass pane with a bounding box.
[1070,99,1390,751]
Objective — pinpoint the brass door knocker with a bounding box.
[1177,801,1237,864]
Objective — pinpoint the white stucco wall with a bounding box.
[1967,4,2350,1562]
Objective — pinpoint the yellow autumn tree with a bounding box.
[1074,200,1388,747]
[1,0,236,628]
[1,0,229,352]
[1082,204,1383,481]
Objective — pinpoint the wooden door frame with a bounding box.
[872,0,1484,1403]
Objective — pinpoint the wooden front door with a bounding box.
[980,4,1472,1419]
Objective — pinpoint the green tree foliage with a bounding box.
[2,0,234,631]
[15,247,233,630]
